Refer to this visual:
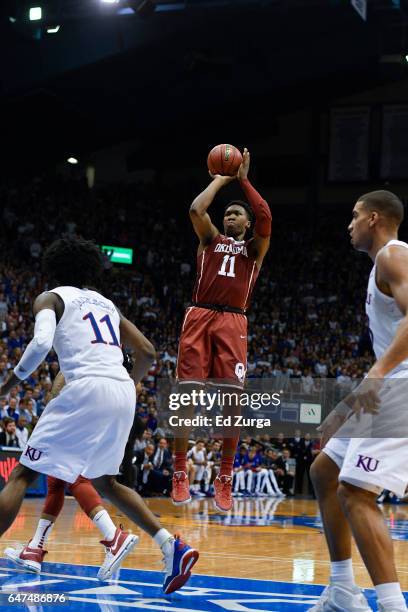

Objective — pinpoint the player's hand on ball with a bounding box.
[208,171,237,183]
[237,147,250,180]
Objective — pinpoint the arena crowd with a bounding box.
[0,174,382,500]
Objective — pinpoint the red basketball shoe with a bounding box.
[4,542,47,573]
[98,526,139,580]
[171,471,191,506]
[214,475,233,512]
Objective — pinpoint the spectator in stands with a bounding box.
[15,416,29,448]
[150,437,173,495]
[233,444,249,496]
[0,418,20,448]
[134,429,153,453]
[1,398,19,423]
[259,448,285,496]
[280,448,295,495]
[187,440,207,497]
[205,440,221,492]
[271,432,289,452]
[134,442,156,494]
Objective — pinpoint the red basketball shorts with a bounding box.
[177,306,247,387]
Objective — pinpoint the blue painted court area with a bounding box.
[202,511,408,541]
[0,559,406,612]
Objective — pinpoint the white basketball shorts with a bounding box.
[19,377,136,483]
[323,372,408,497]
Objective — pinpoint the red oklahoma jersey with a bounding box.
[192,234,259,310]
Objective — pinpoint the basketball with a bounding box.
[207,144,243,176]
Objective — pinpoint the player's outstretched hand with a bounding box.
[349,372,383,419]
[317,410,347,449]
[208,171,237,184]
[237,147,250,181]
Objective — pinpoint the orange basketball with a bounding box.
[207,144,243,177]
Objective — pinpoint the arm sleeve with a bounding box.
[239,178,272,238]
[14,309,57,380]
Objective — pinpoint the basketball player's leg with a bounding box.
[211,313,247,511]
[173,308,213,504]
[70,476,117,540]
[337,436,408,611]
[92,475,199,592]
[337,483,400,579]
[307,442,371,612]
[310,452,353,563]
[4,475,66,572]
[0,464,38,536]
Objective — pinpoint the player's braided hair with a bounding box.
[42,236,104,288]
[224,200,254,225]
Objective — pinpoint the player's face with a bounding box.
[223,205,250,238]
[348,201,373,252]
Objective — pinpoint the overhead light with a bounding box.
[29,7,42,21]
[47,25,60,33]
[405,55,408,63]
[9,16,17,23]
[67,157,79,165]
[101,0,120,3]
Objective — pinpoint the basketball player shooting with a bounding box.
[309,191,408,612]
[173,148,272,511]
[0,237,198,594]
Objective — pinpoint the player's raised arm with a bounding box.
[119,316,156,384]
[189,175,235,247]
[368,245,408,377]
[0,292,60,396]
[238,148,271,267]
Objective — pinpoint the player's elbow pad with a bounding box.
[14,309,57,380]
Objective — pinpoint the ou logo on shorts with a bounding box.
[235,362,246,384]
[355,454,379,473]
[24,445,43,462]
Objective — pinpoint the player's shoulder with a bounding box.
[377,242,408,269]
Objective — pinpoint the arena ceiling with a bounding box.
[1,0,408,169]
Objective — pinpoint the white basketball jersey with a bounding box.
[51,286,130,383]
[365,239,408,377]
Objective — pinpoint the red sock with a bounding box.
[220,437,239,477]
[220,456,234,477]
[175,451,187,473]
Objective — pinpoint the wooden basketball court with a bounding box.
[2,496,407,601]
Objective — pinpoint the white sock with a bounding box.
[375,582,406,609]
[30,519,54,549]
[153,528,174,555]
[330,559,355,585]
[92,510,116,541]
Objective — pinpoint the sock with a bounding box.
[30,519,54,549]
[220,455,234,477]
[92,509,116,542]
[174,451,186,473]
[375,582,406,608]
[153,528,174,555]
[330,559,355,585]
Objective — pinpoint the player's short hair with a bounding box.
[224,200,254,224]
[358,190,404,226]
[42,236,104,288]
